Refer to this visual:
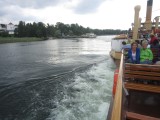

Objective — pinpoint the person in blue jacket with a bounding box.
[126,42,140,64]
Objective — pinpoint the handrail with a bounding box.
[110,51,124,120]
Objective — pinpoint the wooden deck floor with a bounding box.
[128,90,160,118]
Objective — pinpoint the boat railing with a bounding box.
[110,50,125,120]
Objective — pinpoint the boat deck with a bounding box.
[127,90,160,118]
[109,50,160,120]
[124,63,160,120]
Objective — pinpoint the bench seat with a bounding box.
[124,63,160,93]
[126,111,160,120]
[125,82,160,93]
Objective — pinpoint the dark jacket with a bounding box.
[150,36,158,44]
[128,48,140,64]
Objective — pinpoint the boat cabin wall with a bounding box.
[111,39,128,52]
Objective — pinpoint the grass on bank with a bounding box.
[0,37,46,44]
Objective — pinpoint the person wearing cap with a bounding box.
[140,40,153,64]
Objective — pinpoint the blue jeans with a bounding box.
[126,58,137,64]
[140,60,152,64]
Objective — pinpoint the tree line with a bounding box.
[1,21,127,38]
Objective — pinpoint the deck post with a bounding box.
[133,5,141,41]
[144,0,153,30]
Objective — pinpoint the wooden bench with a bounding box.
[126,112,160,120]
[125,82,160,93]
[124,63,160,93]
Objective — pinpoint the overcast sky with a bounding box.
[0,0,160,30]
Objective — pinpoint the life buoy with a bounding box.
[112,69,119,96]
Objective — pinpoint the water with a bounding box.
[0,36,116,120]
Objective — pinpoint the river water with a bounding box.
[0,35,116,120]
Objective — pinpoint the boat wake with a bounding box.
[46,58,115,120]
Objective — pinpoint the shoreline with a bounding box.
[0,37,48,44]
[0,36,97,44]
[0,35,114,44]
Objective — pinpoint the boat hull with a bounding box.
[110,50,122,60]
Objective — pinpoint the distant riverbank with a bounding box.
[0,35,97,44]
[0,37,47,44]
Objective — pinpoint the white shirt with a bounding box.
[132,52,136,60]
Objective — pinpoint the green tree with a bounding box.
[36,22,47,37]
[46,24,56,37]
[17,21,26,37]
[0,31,9,37]
[54,30,61,38]
[14,20,127,38]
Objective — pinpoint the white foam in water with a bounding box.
[47,58,115,120]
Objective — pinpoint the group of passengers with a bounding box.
[122,34,160,64]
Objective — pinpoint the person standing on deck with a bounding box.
[150,34,158,45]
[127,42,140,64]
[140,40,153,64]
[121,41,131,50]
[150,39,160,63]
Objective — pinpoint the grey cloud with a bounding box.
[3,15,39,24]
[0,0,69,23]
[17,13,38,23]
[10,14,39,23]
[73,0,106,14]
[0,8,8,16]
[0,0,107,24]
[0,0,68,9]
[0,5,39,24]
